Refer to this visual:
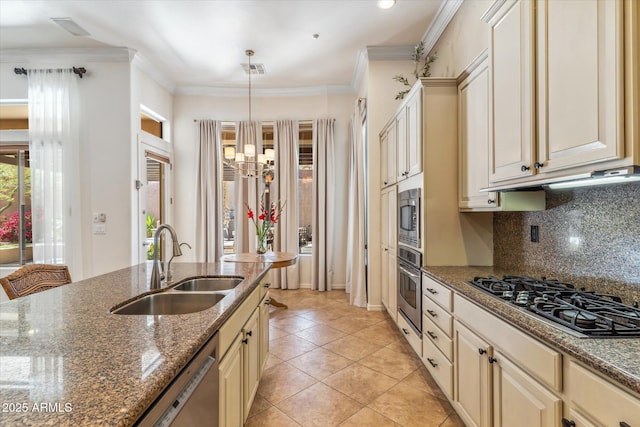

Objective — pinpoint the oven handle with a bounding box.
[398,266,420,280]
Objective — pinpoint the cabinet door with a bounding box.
[485,0,536,182]
[458,55,498,209]
[219,336,243,427]
[242,307,260,421]
[259,292,270,374]
[492,351,562,427]
[387,249,397,322]
[387,186,397,251]
[454,321,492,427]
[536,0,623,173]
[380,129,389,189]
[406,88,422,177]
[380,190,389,248]
[396,112,407,181]
[381,247,389,308]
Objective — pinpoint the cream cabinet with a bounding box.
[454,294,563,427]
[218,281,270,426]
[397,85,422,181]
[380,120,397,188]
[457,52,499,210]
[483,0,632,188]
[380,186,397,321]
[564,360,640,427]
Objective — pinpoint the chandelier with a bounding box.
[223,49,275,178]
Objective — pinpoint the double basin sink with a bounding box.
[111,276,244,315]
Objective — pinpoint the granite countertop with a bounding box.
[0,261,270,427]
[421,266,640,396]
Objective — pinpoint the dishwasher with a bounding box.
[137,333,219,427]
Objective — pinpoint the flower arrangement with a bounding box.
[0,211,32,243]
[246,196,285,254]
[392,41,437,100]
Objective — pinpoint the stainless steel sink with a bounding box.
[112,292,226,315]
[172,276,243,292]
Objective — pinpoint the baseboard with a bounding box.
[367,303,385,312]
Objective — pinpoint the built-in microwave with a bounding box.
[398,188,420,248]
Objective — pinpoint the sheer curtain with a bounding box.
[28,69,82,278]
[194,120,224,262]
[272,120,299,289]
[311,119,336,291]
[346,100,367,307]
[235,121,263,253]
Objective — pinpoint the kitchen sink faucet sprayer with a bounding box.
[150,224,186,289]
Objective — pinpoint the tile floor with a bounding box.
[245,288,465,427]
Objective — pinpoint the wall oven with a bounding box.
[398,246,422,335]
[398,189,420,248]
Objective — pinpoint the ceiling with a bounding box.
[0,0,446,93]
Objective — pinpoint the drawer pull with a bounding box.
[561,419,576,427]
[265,299,271,305]
[488,356,498,364]
[619,423,630,427]
[478,348,487,355]
[402,328,410,335]
[426,358,438,368]
[263,282,271,288]
[426,288,438,295]
[246,330,253,337]
[521,165,531,172]
[427,331,437,340]
[426,309,437,317]
[242,338,249,344]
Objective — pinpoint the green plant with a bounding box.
[147,242,155,260]
[146,214,156,237]
[393,41,437,100]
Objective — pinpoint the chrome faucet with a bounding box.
[150,224,184,289]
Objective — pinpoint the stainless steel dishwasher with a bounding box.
[137,333,219,427]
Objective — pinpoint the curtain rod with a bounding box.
[14,66,87,78]
[193,119,314,125]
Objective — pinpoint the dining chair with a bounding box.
[0,264,72,300]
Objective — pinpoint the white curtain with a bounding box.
[346,100,367,307]
[194,120,224,262]
[234,121,262,253]
[311,119,336,291]
[272,120,299,289]
[28,69,82,278]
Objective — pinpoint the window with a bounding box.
[221,125,237,254]
[0,104,32,267]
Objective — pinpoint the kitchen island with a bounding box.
[0,261,271,426]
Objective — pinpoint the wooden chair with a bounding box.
[0,264,72,300]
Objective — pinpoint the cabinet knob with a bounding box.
[534,161,545,169]
[426,309,437,317]
[265,299,271,305]
[246,330,253,337]
[402,328,410,335]
[427,330,438,340]
[521,165,531,172]
[426,288,437,295]
[478,348,487,355]
[487,199,495,204]
[619,422,631,427]
[561,419,576,427]
[426,358,438,368]
[242,338,249,344]
[383,181,388,185]
[263,282,271,288]
[488,356,498,364]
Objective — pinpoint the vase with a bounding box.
[256,234,268,255]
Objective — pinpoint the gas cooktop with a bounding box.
[468,276,640,338]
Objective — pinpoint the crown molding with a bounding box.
[421,0,464,55]
[131,52,176,94]
[175,84,354,97]
[456,49,488,84]
[365,45,415,61]
[0,47,136,63]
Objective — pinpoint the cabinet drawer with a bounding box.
[422,275,452,310]
[422,336,453,399]
[397,314,422,357]
[423,294,453,337]
[219,286,261,359]
[454,294,562,392]
[423,314,453,361]
[567,360,640,426]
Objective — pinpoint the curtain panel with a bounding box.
[194,120,224,262]
[311,118,336,291]
[271,120,299,289]
[27,69,82,278]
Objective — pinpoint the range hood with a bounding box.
[483,166,640,192]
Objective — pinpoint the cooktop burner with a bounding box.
[469,276,640,338]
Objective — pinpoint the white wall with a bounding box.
[172,91,355,288]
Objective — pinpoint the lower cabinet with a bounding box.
[217,281,270,426]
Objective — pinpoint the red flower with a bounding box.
[247,208,254,219]
[258,212,266,220]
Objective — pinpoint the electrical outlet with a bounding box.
[531,225,539,243]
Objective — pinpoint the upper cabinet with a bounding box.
[380,120,397,188]
[405,86,423,179]
[482,0,637,188]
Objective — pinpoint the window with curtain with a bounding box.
[220,122,313,254]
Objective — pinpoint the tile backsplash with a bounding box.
[494,181,640,301]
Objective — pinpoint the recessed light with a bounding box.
[51,18,90,36]
[377,0,396,9]
[313,33,320,39]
